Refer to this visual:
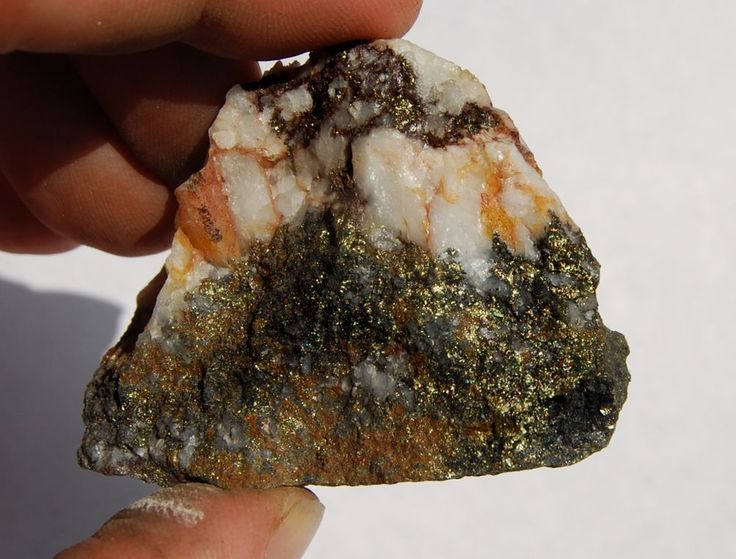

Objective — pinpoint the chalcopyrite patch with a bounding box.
[79,40,630,488]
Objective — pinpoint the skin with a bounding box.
[0,1,422,556]
[0,0,421,255]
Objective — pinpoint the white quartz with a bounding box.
[275,84,313,120]
[383,39,492,115]
[147,39,573,334]
[353,126,567,287]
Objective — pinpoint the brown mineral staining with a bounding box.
[176,164,239,265]
[78,40,629,489]
[480,170,515,246]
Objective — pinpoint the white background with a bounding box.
[2,0,735,556]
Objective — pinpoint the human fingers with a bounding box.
[1,0,423,59]
[0,171,78,254]
[55,484,324,559]
[0,53,177,256]
[71,44,261,187]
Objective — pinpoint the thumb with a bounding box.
[55,484,324,559]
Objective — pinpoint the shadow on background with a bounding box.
[0,277,150,557]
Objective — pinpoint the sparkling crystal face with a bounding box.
[79,40,629,488]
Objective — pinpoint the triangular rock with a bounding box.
[79,40,629,488]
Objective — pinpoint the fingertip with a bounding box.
[265,487,325,559]
[56,484,324,559]
[359,0,423,40]
[186,0,424,60]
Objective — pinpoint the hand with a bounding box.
[55,484,324,559]
[0,2,422,557]
[0,0,421,256]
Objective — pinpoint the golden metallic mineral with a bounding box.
[79,40,629,488]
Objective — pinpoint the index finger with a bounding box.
[1,0,422,59]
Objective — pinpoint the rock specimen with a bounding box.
[79,40,629,488]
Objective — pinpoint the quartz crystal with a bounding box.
[79,40,630,488]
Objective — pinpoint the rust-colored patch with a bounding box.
[175,154,240,265]
[436,179,458,204]
[480,170,516,249]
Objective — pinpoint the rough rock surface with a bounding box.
[79,40,630,488]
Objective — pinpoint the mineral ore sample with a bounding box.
[79,39,629,488]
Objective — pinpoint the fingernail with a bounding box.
[265,489,324,559]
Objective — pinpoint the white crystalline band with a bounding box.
[146,39,572,340]
[352,127,566,283]
[209,94,566,289]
